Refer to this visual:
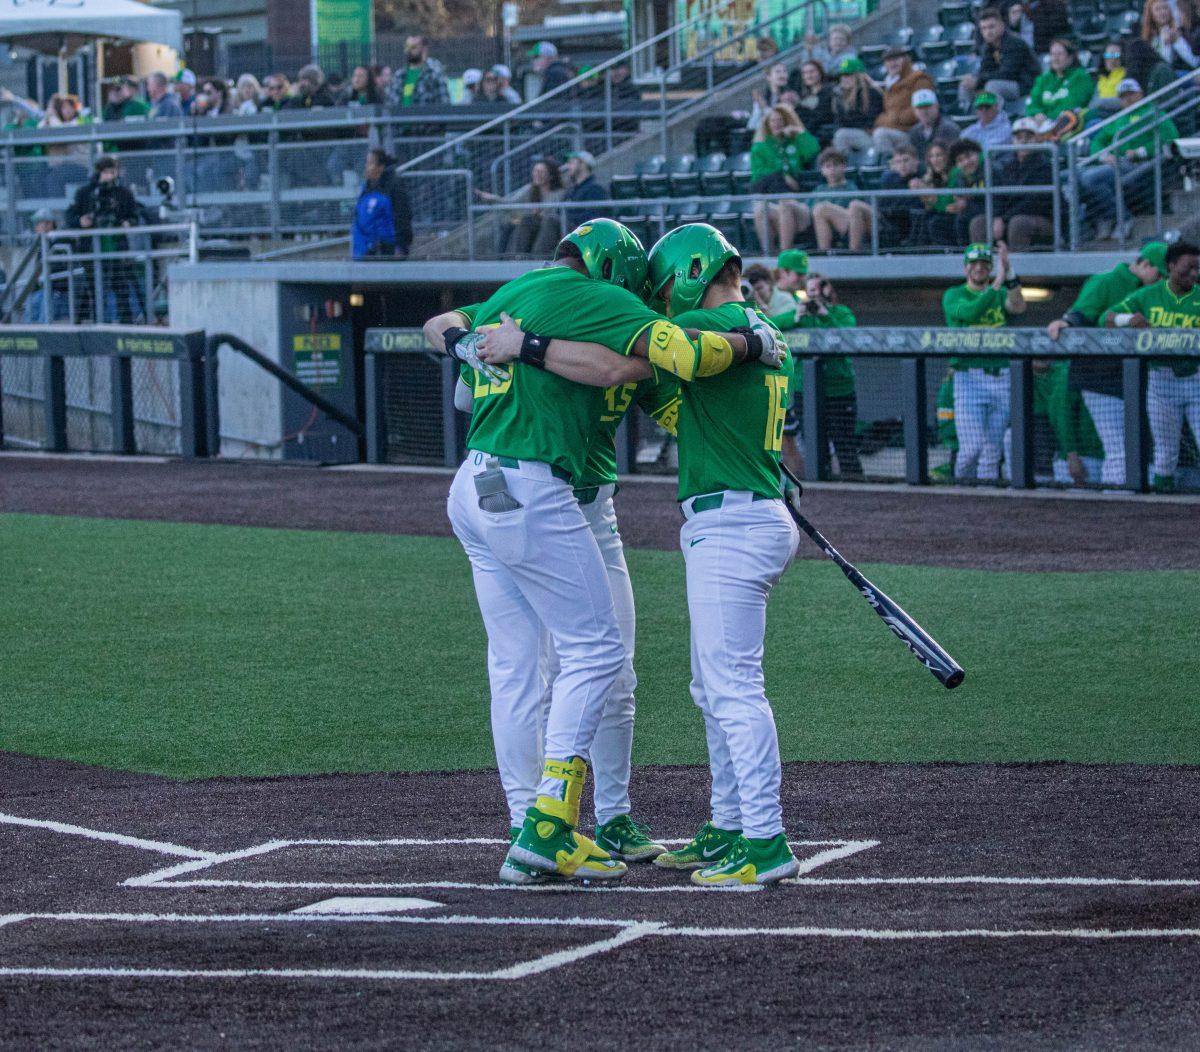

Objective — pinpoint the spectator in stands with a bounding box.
[26,208,70,323]
[1005,2,1035,49]
[195,78,233,116]
[37,94,91,195]
[284,65,336,110]
[352,147,412,259]
[66,155,141,322]
[562,150,607,224]
[811,147,872,251]
[261,74,291,111]
[908,139,957,245]
[234,74,262,115]
[748,62,791,129]
[872,45,935,155]
[1080,78,1180,238]
[744,260,798,314]
[756,36,780,63]
[750,103,818,254]
[103,76,149,122]
[391,35,451,107]
[175,70,197,115]
[947,138,987,244]
[531,41,573,97]
[1027,0,1071,53]
[962,91,1014,151]
[958,7,1040,112]
[989,116,1055,248]
[789,60,836,141]
[878,141,922,245]
[472,69,508,106]
[1142,0,1200,69]
[1027,38,1093,129]
[908,89,960,160]
[1092,41,1128,115]
[339,66,382,106]
[492,64,522,105]
[145,72,182,119]
[461,69,483,104]
[831,57,883,160]
[803,23,857,71]
[1121,35,1175,97]
[476,155,565,256]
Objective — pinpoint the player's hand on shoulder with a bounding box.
[742,306,787,369]
[476,312,524,366]
[451,328,509,385]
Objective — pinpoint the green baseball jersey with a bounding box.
[1108,280,1200,378]
[1069,263,1141,324]
[663,300,792,502]
[1040,361,1103,460]
[771,302,857,399]
[942,283,1010,370]
[577,369,681,490]
[456,267,662,482]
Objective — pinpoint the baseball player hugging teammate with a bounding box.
[423,219,786,885]
[479,223,803,887]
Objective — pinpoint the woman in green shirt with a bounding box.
[1026,38,1094,125]
[749,103,819,255]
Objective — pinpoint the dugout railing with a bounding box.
[362,325,1200,493]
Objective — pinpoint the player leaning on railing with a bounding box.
[1103,240,1200,494]
[421,219,785,886]
[478,224,804,888]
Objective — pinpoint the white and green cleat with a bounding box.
[594,815,666,862]
[653,821,744,871]
[504,807,628,882]
[499,825,560,886]
[690,833,800,888]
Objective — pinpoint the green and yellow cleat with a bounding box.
[653,821,743,871]
[505,807,627,882]
[594,815,666,862]
[690,833,800,888]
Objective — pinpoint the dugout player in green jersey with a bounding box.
[943,242,1026,482]
[1104,241,1200,493]
[1047,242,1168,486]
[423,219,784,885]
[478,224,802,887]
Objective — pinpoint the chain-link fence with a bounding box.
[0,355,46,447]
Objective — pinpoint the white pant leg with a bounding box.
[1147,368,1184,479]
[682,498,798,840]
[448,459,624,808]
[582,491,638,826]
[953,370,986,479]
[1183,378,1200,470]
[1081,390,1126,486]
[448,466,544,827]
[977,370,1010,482]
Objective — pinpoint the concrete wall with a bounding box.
[169,274,283,459]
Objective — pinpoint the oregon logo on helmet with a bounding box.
[556,218,649,298]
[647,223,740,317]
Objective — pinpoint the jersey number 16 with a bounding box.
[763,374,789,453]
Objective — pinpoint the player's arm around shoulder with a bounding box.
[422,308,473,351]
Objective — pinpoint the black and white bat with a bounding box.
[778,464,965,689]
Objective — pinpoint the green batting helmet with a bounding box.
[556,218,649,297]
[647,223,740,316]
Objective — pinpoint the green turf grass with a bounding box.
[2,512,1197,777]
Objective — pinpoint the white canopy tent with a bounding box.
[0,0,183,108]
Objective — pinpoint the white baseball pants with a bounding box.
[681,493,799,840]
[1147,368,1200,481]
[1080,390,1127,486]
[448,454,624,827]
[953,368,1011,482]
[540,485,638,826]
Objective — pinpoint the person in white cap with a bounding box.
[491,64,522,104]
[908,89,960,161]
[460,68,483,105]
[530,41,572,96]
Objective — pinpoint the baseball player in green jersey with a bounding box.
[424,219,785,885]
[1104,240,1200,493]
[1047,242,1168,486]
[942,241,1026,482]
[478,224,801,887]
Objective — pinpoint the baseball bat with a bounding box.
[778,463,965,690]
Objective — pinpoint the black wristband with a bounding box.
[729,327,762,363]
[519,330,550,369]
[1004,277,1021,290]
[443,326,471,359]
[1062,310,1087,328]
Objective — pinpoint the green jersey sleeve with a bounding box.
[456,302,483,326]
[943,284,1007,327]
[636,367,682,436]
[1070,265,1138,325]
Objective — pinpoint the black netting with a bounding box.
[131,358,183,456]
[378,354,450,464]
[0,356,46,448]
[63,356,112,452]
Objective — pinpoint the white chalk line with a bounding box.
[143,877,765,894]
[658,925,1200,940]
[782,876,1200,888]
[0,812,211,860]
[5,911,634,929]
[124,841,292,888]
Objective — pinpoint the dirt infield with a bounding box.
[2,752,1199,1050]
[3,455,1199,570]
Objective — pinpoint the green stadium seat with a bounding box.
[731,170,753,196]
[921,39,954,63]
[669,171,701,197]
[938,1,972,28]
[700,169,734,196]
[640,172,668,198]
[859,44,887,67]
[698,152,727,173]
[667,153,696,175]
[635,155,666,176]
[727,151,752,172]
[610,174,640,200]
[952,22,977,54]
[706,199,744,245]
[617,214,653,246]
